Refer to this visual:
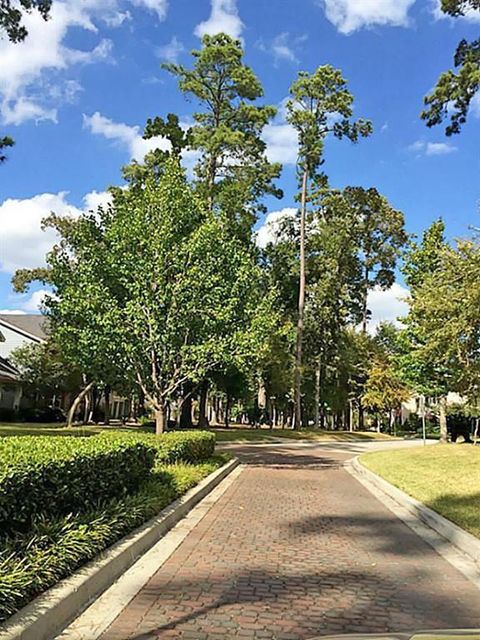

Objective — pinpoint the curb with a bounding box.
[350,456,480,571]
[0,458,240,640]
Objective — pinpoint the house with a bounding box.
[0,315,47,411]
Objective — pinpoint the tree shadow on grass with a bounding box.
[426,492,480,541]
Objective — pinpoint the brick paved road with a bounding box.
[102,444,480,640]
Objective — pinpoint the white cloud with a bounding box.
[408,140,458,156]
[83,111,170,161]
[195,0,244,40]
[0,0,169,125]
[261,97,299,165]
[0,309,27,315]
[157,36,185,63]
[0,187,120,278]
[320,0,416,34]
[367,283,410,333]
[103,10,132,27]
[83,111,201,174]
[21,290,51,312]
[255,208,297,248]
[0,192,82,274]
[83,190,113,211]
[263,123,298,165]
[258,33,307,65]
[130,0,168,19]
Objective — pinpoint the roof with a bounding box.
[0,355,19,382]
[0,314,48,342]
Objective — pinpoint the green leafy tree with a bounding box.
[341,187,407,333]
[164,33,282,240]
[286,65,372,429]
[11,339,81,405]
[363,358,410,431]
[401,219,451,440]
[16,159,276,434]
[122,113,193,188]
[422,0,480,134]
[403,219,447,292]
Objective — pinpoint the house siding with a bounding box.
[0,324,41,360]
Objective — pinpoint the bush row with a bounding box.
[0,458,223,621]
[0,430,215,536]
[0,436,155,535]
[99,430,216,466]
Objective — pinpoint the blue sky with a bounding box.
[0,0,479,324]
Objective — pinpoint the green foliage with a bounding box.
[17,158,276,432]
[98,430,216,466]
[400,219,451,396]
[0,457,224,621]
[406,239,480,398]
[362,359,410,414]
[122,113,192,187]
[286,65,373,175]
[11,339,82,402]
[422,1,480,134]
[0,136,14,163]
[0,436,155,535]
[403,219,446,292]
[165,33,282,238]
[0,0,51,43]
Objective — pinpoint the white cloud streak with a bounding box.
[195,0,244,39]
[319,0,416,34]
[408,140,458,156]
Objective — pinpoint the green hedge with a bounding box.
[99,430,216,465]
[0,436,155,535]
[0,458,224,621]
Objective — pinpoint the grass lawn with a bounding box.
[0,422,155,437]
[361,445,480,539]
[0,422,398,443]
[210,427,398,442]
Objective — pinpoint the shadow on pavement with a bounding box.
[128,565,480,640]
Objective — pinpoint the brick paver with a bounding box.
[102,444,480,639]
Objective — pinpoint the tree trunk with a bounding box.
[294,169,308,430]
[314,356,321,429]
[362,266,369,334]
[155,404,167,435]
[180,382,193,429]
[198,380,209,428]
[225,393,231,428]
[104,385,111,425]
[67,381,94,427]
[358,403,365,431]
[439,396,448,443]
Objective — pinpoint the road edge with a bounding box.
[0,458,240,640]
[346,456,480,590]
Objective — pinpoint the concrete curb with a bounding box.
[0,458,240,640]
[350,456,480,571]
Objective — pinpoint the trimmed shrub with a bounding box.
[99,430,216,465]
[0,436,155,535]
[0,458,224,621]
